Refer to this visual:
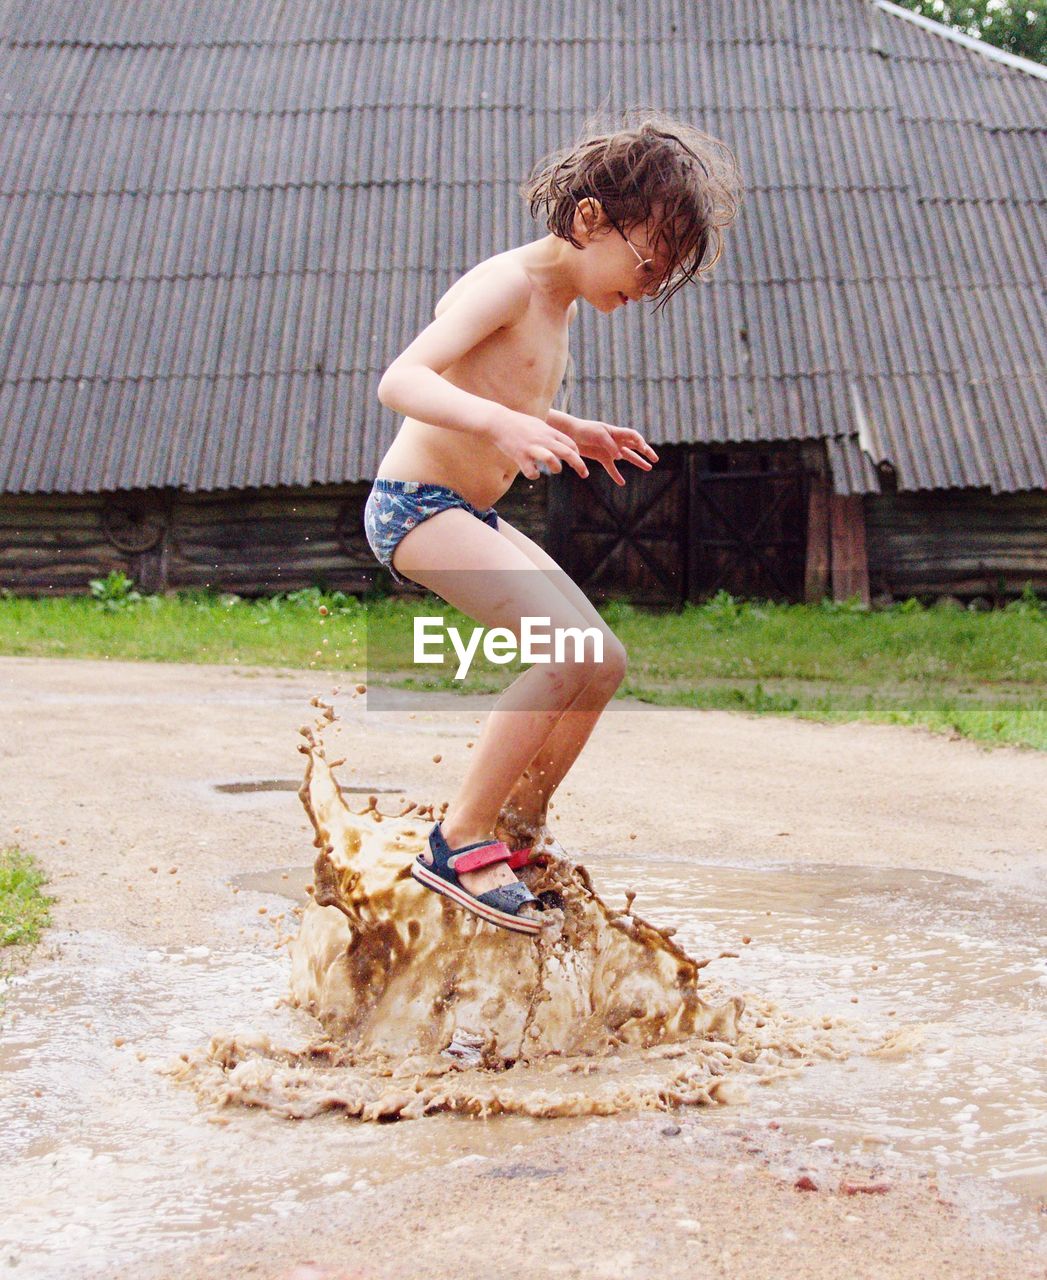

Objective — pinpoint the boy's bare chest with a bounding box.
[465,306,569,410]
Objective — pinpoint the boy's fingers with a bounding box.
[621,448,652,470]
[549,438,589,478]
[612,427,658,462]
[622,430,658,460]
[603,459,626,485]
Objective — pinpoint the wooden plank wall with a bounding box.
[864,489,1047,600]
[803,470,831,601]
[0,480,550,596]
[171,484,375,594]
[9,480,1040,603]
[829,493,871,606]
[0,493,125,593]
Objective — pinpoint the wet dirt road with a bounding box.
[1,656,1045,1279]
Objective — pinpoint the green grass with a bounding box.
[0,582,367,668]
[1,578,1044,750]
[620,681,1047,750]
[0,847,52,949]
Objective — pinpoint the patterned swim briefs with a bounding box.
[363,478,499,585]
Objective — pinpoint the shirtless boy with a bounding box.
[366,112,740,937]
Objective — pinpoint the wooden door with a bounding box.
[547,443,810,604]
[687,446,809,601]
[547,445,688,605]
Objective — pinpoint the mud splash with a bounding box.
[179,700,857,1120]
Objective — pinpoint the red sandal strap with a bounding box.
[449,840,512,874]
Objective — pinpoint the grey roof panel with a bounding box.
[826,431,881,495]
[0,42,91,112]
[8,0,244,44]
[791,0,873,49]
[0,0,1044,496]
[0,113,71,196]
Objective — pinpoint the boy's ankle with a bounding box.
[439,816,491,851]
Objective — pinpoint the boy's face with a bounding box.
[573,203,674,312]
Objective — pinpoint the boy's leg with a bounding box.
[492,517,627,837]
[391,508,622,898]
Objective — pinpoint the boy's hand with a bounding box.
[556,415,659,486]
[488,411,590,482]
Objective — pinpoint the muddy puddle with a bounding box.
[2,857,1044,1274]
[589,856,1047,1199]
[234,854,1047,1201]
[0,928,564,1278]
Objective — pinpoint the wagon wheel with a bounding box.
[101,503,167,554]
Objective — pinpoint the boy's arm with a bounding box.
[377,266,532,436]
[377,266,587,479]
[546,408,579,436]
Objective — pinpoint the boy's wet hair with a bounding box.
[523,109,742,306]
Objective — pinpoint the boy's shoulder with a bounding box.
[434,249,533,320]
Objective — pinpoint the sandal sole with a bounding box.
[411,861,542,936]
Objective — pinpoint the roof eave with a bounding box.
[874,0,1047,81]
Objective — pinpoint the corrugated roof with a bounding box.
[0,0,1044,497]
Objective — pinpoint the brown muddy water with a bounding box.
[2,846,1043,1277]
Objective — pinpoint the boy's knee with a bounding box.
[554,629,626,688]
[541,627,600,686]
[580,634,625,693]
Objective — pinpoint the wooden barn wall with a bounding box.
[0,481,551,596]
[171,483,375,594]
[0,493,126,592]
[864,490,1047,600]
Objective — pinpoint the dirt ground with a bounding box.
[1,655,1045,1279]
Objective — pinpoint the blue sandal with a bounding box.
[411,823,542,937]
